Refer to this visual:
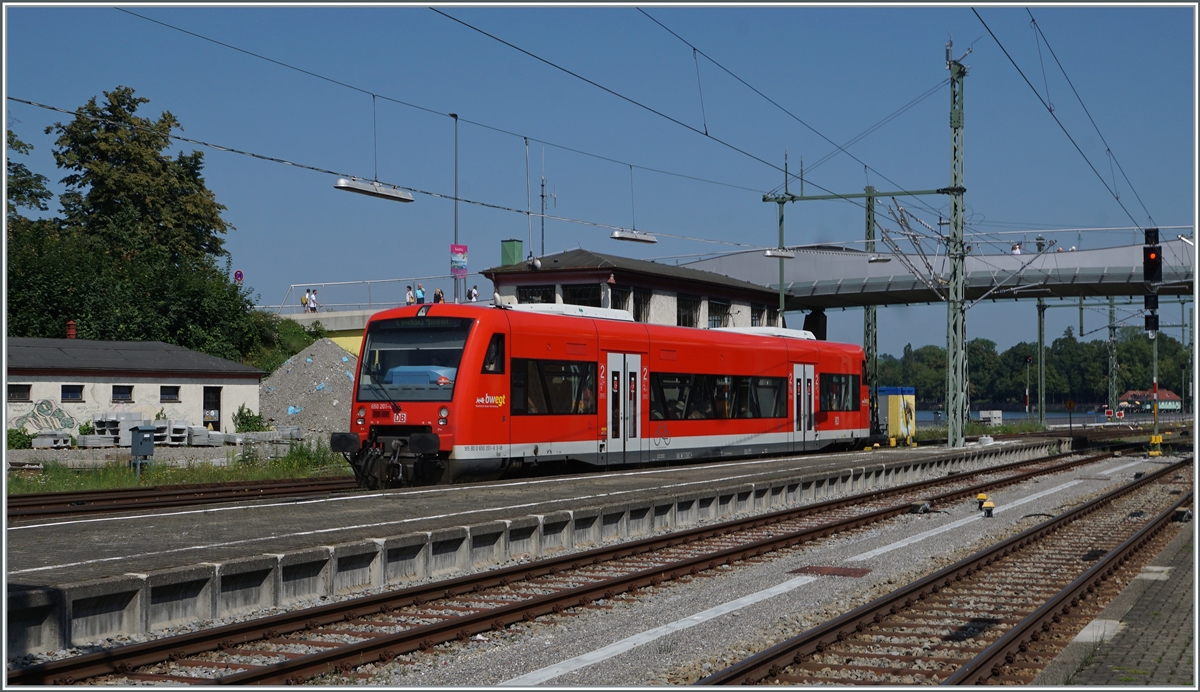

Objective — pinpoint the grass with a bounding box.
[6,441,350,495]
[913,419,1049,441]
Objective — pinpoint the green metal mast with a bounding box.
[1108,296,1118,416]
[1037,297,1046,428]
[864,185,878,435]
[945,43,969,447]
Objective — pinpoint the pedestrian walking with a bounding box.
[467,285,479,302]
[308,289,321,313]
[415,284,425,304]
[302,289,311,312]
[433,287,445,303]
[406,286,415,305]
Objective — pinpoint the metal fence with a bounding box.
[257,273,490,315]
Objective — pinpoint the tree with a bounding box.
[47,86,231,263]
[6,130,53,217]
[7,88,277,365]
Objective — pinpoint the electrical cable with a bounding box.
[7,96,759,250]
[1026,9,1157,227]
[973,8,1143,230]
[113,7,762,195]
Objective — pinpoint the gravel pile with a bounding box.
[258,339,357,445]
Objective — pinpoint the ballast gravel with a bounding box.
[258,338,358,445]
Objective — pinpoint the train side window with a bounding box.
[819,373,860,412]
[482,334,505,374]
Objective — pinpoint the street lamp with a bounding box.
[334,177,415,203]
[611,229,657,243]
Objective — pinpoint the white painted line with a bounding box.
[847,480,1082,562]
[499,576,819,686]
[1100,460,1144,475]
[8,453,845,532]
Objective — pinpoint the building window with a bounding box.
[160,386,181,403]
[767,306,779,327]
[517,285,555,304]
[61,384,84,402]
[677,294,701,328]
[7,384,31,402]
[708,300,731,329]
[610,286,631,312]
[751,304,766,327]
[112,385,134,402]
[562,283,601,307]
[633,288,652,323]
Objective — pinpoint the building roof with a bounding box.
[6,338,264,377]
[1118,389,1181,402]
[482,248,796,304]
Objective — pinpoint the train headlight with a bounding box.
[357,418,365,425]
[357,407,366,418]
[439,407,450,418]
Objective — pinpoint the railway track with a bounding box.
[698,457,1192,685]
[7,446,1150,685]
[6,476,360,520]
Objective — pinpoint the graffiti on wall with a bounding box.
[8,399,77,433]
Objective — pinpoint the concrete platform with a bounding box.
[6,439,1060,655]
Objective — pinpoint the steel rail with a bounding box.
[944,487,1194,684]
[5,447,1127,685]
[6,477,359,519]
[695,456,1191,685]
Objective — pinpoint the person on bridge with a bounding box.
[467,285,479,302]
[415,284,426,304]
[307,290,321,313]
[434,287,446,303]
[406,286,415,305]
[1011,243,1022,255]
[302,289,311,312]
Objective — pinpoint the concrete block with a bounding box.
[716,492,735,519]
[382,532,431,585]
[429,526,469,579]
[62,574,147,646]
[674,494,699,527]
[696,494,717,521]
[735,484,755,514]
[506,516,541,560]
[468,521,509,568]
[7,586,66,655]
[752,487,769,511]
[538,511,572,554]
[652,500,675,532]
[571,508,601,548]
[600,504,629,543]
[767,482,788,508]
[333,541,383,595]
[277,548,332,606]
[77,435,115,448]
[146,564,216,630]
[214,555,278,616]
[625,504,653,538]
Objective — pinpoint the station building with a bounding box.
[5,335,264,436]
[1118,388,1183,412]
[482,247,806,330]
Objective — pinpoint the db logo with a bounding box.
[437,376,451,386]
[393,412,407,423]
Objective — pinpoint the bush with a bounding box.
[7,428,33,449]
[232,404,269,433]
[77,421,95,436]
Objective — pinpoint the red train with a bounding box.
[330,302,870,487]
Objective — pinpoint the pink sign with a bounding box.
[450,244,468,279]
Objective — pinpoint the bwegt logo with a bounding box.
[476,393,506,407]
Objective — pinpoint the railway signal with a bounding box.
[1143,228,1162,283]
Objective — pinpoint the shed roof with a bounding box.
[6,338,264,377]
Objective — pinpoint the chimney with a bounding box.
[66,320,76,339]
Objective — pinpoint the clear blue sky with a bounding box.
[5,5,1196,355]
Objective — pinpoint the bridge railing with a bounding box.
[256,273,490,314]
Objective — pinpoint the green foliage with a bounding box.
[7,91,277,365]
[7,428,34,450]
[77,421,96,436]
[244,316,327,373]
[232,404,269,433]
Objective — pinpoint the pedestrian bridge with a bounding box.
[682,238,1193,310]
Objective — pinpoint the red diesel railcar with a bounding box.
[330,302,869,487]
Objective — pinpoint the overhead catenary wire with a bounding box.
[972,8,1143,231]
[113,7,762,196]
[1026,8,1156,227]
[7,96,759,251]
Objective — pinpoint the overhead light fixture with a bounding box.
[1179,235,1194,247]
[764,249,795,259]
[334,177,415,203]
[611,229,657,243]
[868,255,892,263]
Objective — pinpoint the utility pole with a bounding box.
[864,185,878,435]
[944,40,969,447]
[1037,297,1046,428]
[1108,296,1118,417]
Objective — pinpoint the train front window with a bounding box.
[359,317,473,402]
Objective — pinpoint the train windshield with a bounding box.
[358,317,473,402]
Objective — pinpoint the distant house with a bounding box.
[6,337,264,436]
[1118,389,1182,412]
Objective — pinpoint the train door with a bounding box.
[605,353,644,466]
[793,364,814,451]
